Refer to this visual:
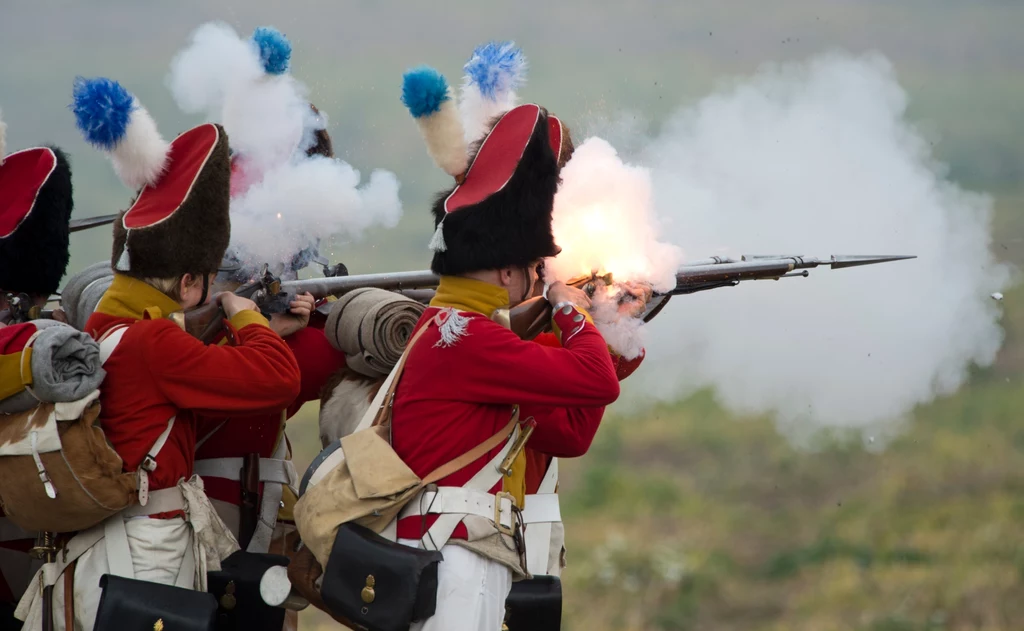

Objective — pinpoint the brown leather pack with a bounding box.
[0,394,137,532]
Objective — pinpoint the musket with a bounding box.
[68,213,118,233]
[181,254,915,343]
[509,254,917,339]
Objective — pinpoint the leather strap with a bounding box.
[421,414,518,485]
[63,561,75,631]
[360,321,432,432]
[136,416,176,506]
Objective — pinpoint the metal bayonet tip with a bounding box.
[829,255,917,269]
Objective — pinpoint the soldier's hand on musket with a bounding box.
[616,281,654,318]
[270,292,315,337]
[219,292,260,318]
[548,281,592,309]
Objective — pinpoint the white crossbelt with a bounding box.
[192,436,296,553]
[32,487,190,595]
[193,457,296,486]
[394,424,521,552]
[398,488,515,531]
[523,457,560,576]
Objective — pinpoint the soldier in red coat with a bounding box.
[196,106,345,563]
[16,78,301,631]
[394,62,622,627]
[0,110,76,629]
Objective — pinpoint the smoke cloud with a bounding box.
[229,158,402,273]
[166,21,401,273]
[557,52,1012,444]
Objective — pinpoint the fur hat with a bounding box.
[401,45,569,274]
[72,77,231,279]
[0,110,75,296]
[428,103,562,275]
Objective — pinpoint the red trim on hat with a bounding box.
[123,124,220,230]
[444,104,541,214]
[0,148,57,239]
[548,115,563,163]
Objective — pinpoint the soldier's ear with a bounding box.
[497,267,515,288]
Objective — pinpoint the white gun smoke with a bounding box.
[552,52,1012,445]
[165,21,402,272]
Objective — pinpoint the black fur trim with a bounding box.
[111,124,232,279]
[429,112,561,275]
[0,146,73,296]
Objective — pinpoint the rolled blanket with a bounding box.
[323,287,426,378]
[0,320,105,414]
[61,260,114,331]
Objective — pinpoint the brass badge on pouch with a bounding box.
[220,580,237,610]
[361,575,376,603]
[153,619,164,631]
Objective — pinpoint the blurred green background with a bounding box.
[3,1,1023,628]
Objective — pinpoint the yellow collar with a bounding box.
[94,273,183,321]
[430,276,510,316]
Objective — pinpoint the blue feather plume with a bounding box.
[401,66,450,118]
[71,77,135,150]
[464,41,526,100]
[252,26,292,75]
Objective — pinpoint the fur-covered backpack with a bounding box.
[0,321,168,533]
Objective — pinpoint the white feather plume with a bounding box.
[415,92,469,177]
[112,103,170,190]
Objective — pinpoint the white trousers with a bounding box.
[398,539,512,631]
[18,518,190,631]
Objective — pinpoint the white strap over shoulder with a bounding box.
[353,356,404,434]
[98,324,130,365]
[137,416,176,506]
[416,424,521,551]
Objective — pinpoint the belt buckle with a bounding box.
[493,491,515,537]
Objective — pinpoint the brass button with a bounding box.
[560,305,573,315]
[361,574,376,603]
[572,314,585,323]
[220,580,237,610]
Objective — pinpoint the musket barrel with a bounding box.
[280,270,440,298]
[673,260,796,290]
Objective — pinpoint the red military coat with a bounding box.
[523,333,645,494]
[84,274,301,518]
[391,276,621,541]
[196,315,346,507]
